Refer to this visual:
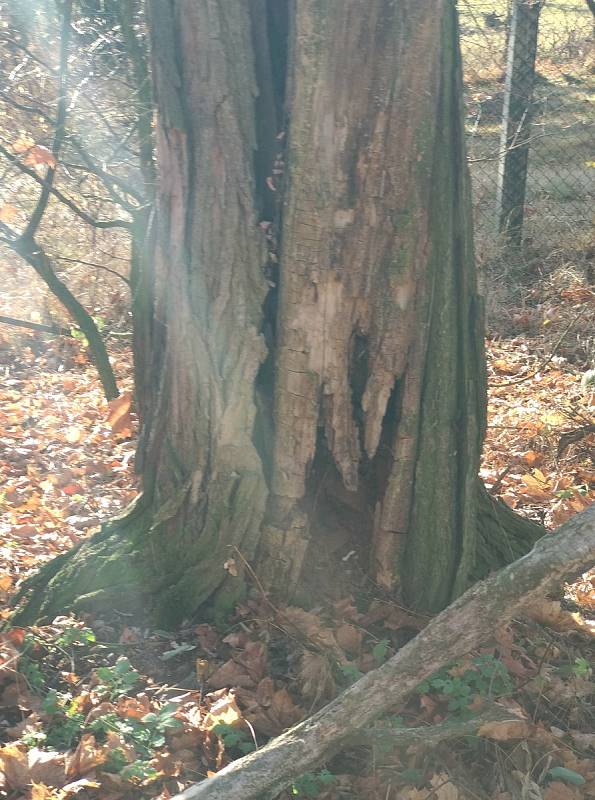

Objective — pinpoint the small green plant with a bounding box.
[572,657,591,679]
[96,657,140,699]
[120,760,160,784]
[372,639,390,665]
[338,662,363,685]
[18,654,45,691]
[89,704,182,757]
[560,656,592,679]
[291,769,336,797]
[417,654,513,713]
[41,691,86,750]
[213,722,255,755]
[21,730,47,748]
[55,625,96,648]
[70,327,89,347]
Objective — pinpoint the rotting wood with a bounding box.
[171,506,595,800]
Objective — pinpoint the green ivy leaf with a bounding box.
[547,768,586,786]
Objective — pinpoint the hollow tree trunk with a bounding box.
[12,0,543,628]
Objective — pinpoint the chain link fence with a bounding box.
[459,0,594,258]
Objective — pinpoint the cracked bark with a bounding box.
[12,0,548,627]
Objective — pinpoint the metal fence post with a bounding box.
[496,0,543,248]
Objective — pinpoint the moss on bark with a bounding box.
[474,480,545,580]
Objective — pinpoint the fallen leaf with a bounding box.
[0,744,29,789]
[478,716,530,740]
[223,558,238,577]
[107,392,133,436]
[203,691,242,731]
[298,651,336,703]
[61,778,102,797]
[0,204,18,223]
[335,624,363,656]
[64,427,82,444]
[30,784,57,800]
[65,734,107,777]
[24,145,57,168]
[429,772,459,800]
[528,598,593,635]
[207,659,254,690]
[544,782,583,800]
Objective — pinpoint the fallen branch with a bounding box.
[172,506,595,800]
[358,703,527,750]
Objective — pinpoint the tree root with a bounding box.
[475,479,545,581]
[10,501,151,626]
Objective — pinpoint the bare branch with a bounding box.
[0,91,143,206]
[23,0,73,240]
[54,255,131,286]
[0,142,131,230]
[0,224,119,400]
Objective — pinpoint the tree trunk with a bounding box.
[11,0,543,628]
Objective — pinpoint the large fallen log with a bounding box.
[173,507,595,800]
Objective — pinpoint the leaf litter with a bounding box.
[0,301,593,798]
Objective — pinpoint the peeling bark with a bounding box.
[12,1,550,627]
[266,0,486,610]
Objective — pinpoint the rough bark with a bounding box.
[170,506,595,800]
[260,0,486,613]
[11,0,548,627]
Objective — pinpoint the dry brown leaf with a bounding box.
[207,659,254,690]
[61,778,102,797]
[30,784,57,800]
[334,623,363,656]
[282,607,343,659]
[0,204,18,223]
[237,641,267,682]
[0,744,29,789]
[27,748,66,788]
[527,598,593,635]
[477,717,530,741]
[361,601,427,632]
[65,734,107,778]
[107,392,133,437]
[396,790,428,800]
[544,781,583,800]
[269,689,302,727]
[64,427,82,444]
[245,687,303,737]
[255,676,274,707]
[298,651,336,703]
[12,134,35,153]
[23,145,57,168]
[429,773,459,800]
[571,732,595,751]
[117,696,150,719]
[203,690,242,731]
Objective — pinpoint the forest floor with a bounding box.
[0,266,593,800]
